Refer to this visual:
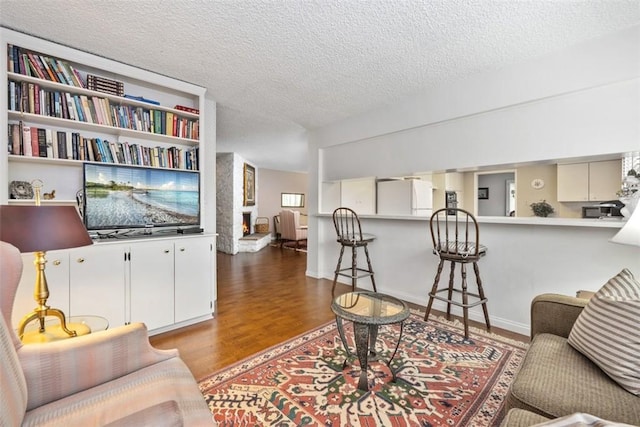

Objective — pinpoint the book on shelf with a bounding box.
[8,79,200,140]
[124,94,160,105]
[87,74,124,96]
[174,105,199,115]
[37,128,47,158]
[8,44,85,88]
[29,126,39,157]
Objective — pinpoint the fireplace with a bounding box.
[242,212,251,236]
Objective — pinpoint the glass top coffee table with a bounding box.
[331,291,410,391]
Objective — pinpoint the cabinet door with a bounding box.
[129,241,174,330]
[557,163,589,202]
[340,178,376,215]
[69,245,126,328]
[174,237,213,323]
[589,160,622,201]
[12,250,69,331]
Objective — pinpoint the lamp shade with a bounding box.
[0,205,93,253]
[610,204,640,248]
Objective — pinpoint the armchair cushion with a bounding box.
[567,268,640,396]
[22,357,208,426]
[19,323,179,410]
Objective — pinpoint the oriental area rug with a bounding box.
[198,313,528,426]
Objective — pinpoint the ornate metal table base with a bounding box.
[335,317,405,390]
[331,291,410,391]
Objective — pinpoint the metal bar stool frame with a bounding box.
[424,208,490,338]
[331,207,378,297]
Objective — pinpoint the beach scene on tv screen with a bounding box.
[84,164,199,229]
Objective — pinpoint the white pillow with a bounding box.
[567,268,640,396]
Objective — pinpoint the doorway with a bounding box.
[476,171,516,217]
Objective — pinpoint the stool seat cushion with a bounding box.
[338,233,376,245]
[436,241,487,257]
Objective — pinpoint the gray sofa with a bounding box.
[502,293,640,425]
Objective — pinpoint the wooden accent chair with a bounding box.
[331,207,378,296]
[424,208,490,338]
[0,241,213,426]
[279,209,308,249]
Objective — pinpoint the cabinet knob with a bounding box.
[76,258,85,263]
[179,247,185,252]
[52,260,61,266]
[164,249,170,254]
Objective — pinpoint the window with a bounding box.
[281,193,305,208]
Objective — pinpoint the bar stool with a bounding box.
[424,208,490,338]
[331,207,378,296]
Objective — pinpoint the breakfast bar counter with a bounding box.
[310,213,637,336]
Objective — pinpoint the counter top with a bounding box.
[316,213,626,228]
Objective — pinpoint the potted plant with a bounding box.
[530,200,555,217]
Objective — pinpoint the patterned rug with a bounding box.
[199,313,528,426]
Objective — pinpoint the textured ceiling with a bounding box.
[1,0,639,172]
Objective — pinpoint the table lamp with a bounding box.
[610,204,640,248]
[0,205,93,340]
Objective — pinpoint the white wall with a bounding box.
[306,25,640,335]
[257,168,308,234]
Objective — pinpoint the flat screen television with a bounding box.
[83,163,200,231]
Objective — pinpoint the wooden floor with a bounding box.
[150,245,528,380]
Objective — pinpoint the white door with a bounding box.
[174,236,213,323]
[69,244,127,328]
[129,240,175,330]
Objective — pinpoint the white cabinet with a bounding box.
[320,177,377,214]
[589,161,622,201]
[129,240,175,330]
[557,160,621,202]
[69,244,127,327]
[174,236,214,323]
[339,177,377,215]
[11,235,215,334]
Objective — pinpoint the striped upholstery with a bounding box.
[568,268,640,396]
[0,314,28,427]
[19,324,180,410]
[0,241,213,426]
[0,241,28,427]
[21,357,207,426]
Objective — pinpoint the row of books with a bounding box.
[7,44,85,88]
[8,80,200,140]
[7,123,199,170]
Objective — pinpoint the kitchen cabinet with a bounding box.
[557,160,621,202]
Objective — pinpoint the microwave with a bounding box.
[582,201,623,219]
[582,206,602,218]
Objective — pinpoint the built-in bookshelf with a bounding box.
[1,28,207,204]
[2,28,217,335]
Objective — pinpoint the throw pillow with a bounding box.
[567,268,640,396]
